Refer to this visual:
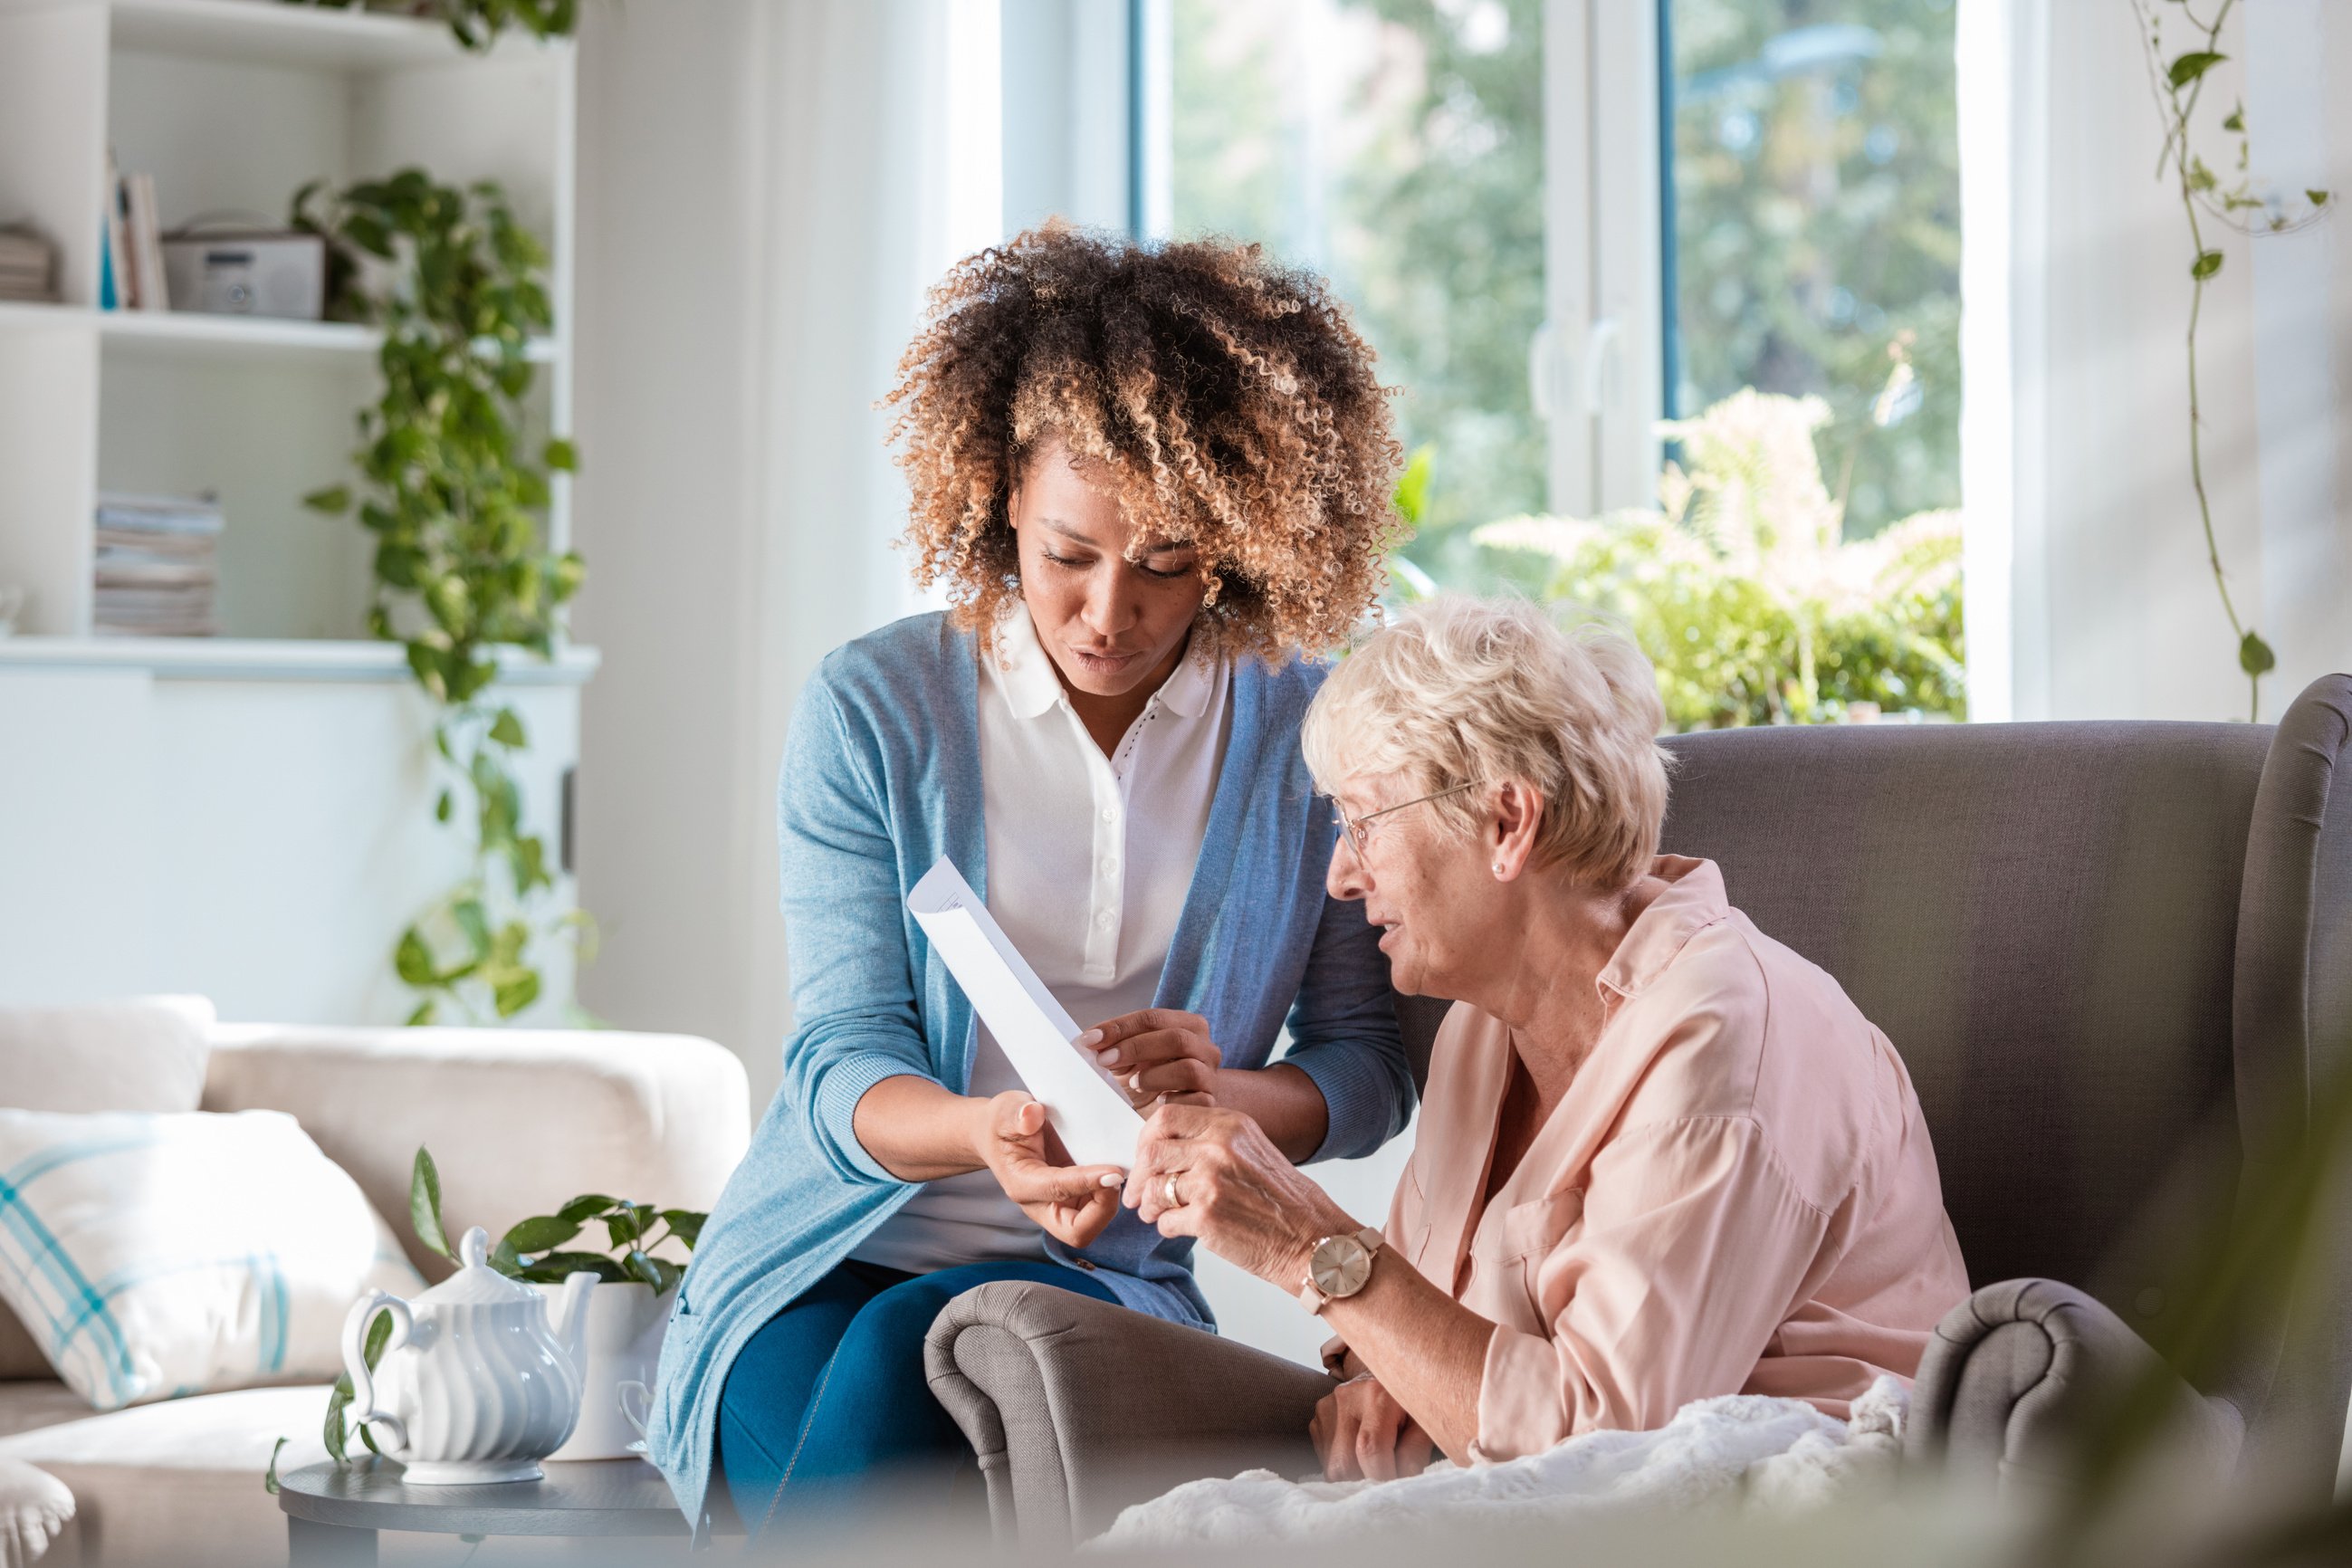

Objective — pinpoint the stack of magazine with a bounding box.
[94,492,221,637]
[0,225,55,303]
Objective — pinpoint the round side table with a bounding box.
[275,1457,692,1564]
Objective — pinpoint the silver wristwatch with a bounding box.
[1296,1226,1386,1315]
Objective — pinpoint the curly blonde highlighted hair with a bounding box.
[884,225,1405,659]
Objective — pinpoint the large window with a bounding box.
[1157,0,1965,722]
[1169,0,1545,586]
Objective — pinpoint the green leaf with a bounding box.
[2222,106,2244,133]
[513,836,550,894]
[622,1249,664,1290]
[264,1435,289,1494]
[490,1236,524,1277]
[2192,249,2224,280]
[434,789,452,824]
[2168,50,2225,90]
[2240,630,2277,677]
[410,1146,453,1258]
[493,969,540,1018]
[394,928,437,987]
[607,1205,646,1250]
[488,708,527,748]
[558,1194,618,1224]
[405,999,436,1027]
[520,1250,629,1284]
[362,1306,395,1369]
[323,1375,352,1466]
[501,1214,582,1253]
[303,483,353,515]
[650,1257,687,1296]
[1392,445,1433,527]
[2309,188,2331,208]
[544,437,578,473]
[657,1209,706,1250]
[359,1421,384,1457]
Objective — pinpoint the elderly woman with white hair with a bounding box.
[1114,595,1970,1482]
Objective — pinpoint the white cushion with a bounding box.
[0,1110,423,1410]
[0,998,215,1115]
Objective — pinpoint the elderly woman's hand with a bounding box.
[1312,1373,1435,1483]
[1123,1103,1359,1289]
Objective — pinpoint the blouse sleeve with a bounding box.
[773,674,939,1186]
[1473,1114,1831,1459]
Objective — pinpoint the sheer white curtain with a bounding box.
[572,0,1003,1110]
[1959,0,2351,724]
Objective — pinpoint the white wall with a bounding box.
[570,0,999,1113]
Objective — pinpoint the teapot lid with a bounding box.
[416,1227,552,1306]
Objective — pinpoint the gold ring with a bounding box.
[1163,1174,1181,1208]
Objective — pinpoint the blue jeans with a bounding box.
[715,1257,1118,1535]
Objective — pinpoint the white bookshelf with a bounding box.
[0,0,591,1027]
[0,0,577,649]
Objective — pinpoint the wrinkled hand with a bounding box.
[1078,1009,1221,1110]
[1123,1103,1355,1287]
[1311,1373,1434,1483]
[974,1092,1123,1248]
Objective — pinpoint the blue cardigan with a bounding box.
[646,613,1414,1534]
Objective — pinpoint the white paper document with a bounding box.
[907,856,1145,1169]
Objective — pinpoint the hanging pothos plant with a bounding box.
[294,169,588,1024]
[278,0,578,53]
[2134,0,2332,722]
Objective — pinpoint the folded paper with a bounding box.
[908,856,1145,1168]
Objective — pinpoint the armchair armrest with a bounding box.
[925,1281,1334,1544]
[200,1023,750,1276]
[1907,1278,2243,1490]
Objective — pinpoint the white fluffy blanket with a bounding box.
[1092,1375,1909,1550]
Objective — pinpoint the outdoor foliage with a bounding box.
[1475,390,1963,729]
[1668,0,1962,539]
[293,170,588,1024]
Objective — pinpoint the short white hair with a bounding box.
[1303,595,1670,890]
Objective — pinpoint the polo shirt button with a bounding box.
[1076,1259,1096,1271]
[1100,808,1116,823]
[1100,856,1119,875]
[1095,911,1114,930]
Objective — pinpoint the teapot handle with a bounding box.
[341,1289,415,1457]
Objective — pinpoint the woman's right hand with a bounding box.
[1311,1372,1434,1483]
[972,1092,1125,1248]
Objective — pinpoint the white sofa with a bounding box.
[0,1009,750,1567]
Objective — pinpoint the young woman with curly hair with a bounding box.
[649,225,1418,1536]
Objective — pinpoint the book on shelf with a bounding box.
[92,492,222,637]
[123,172,169,312]
[98,153,170,312]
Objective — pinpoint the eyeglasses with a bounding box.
[1327,781,1485,860]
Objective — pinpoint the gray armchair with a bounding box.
[925,674,2352,1542]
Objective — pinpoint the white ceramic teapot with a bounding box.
[341,1226,598,1484]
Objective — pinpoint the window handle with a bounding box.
[1527,318,1622,418]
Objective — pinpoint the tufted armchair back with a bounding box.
[1652,674,2352,1497]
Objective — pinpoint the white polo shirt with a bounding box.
[849,607,1233,1273]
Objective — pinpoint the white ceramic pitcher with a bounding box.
[341,1227,598,1484]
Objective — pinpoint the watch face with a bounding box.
[1310,1235,1372,1300]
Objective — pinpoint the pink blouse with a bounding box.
[1334,856,1970,1461]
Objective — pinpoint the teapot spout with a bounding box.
[553,1270,598,1370]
